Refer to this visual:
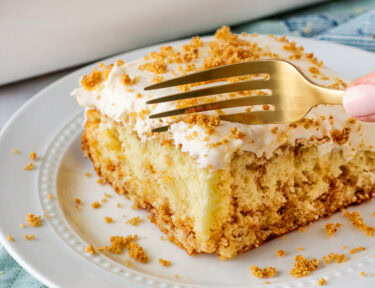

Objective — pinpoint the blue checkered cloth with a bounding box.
[1,0,375,287]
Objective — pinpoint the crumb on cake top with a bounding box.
[72,26,375,170]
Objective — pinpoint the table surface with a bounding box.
[0,69,74,129]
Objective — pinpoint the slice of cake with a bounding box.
[72,26,375,259]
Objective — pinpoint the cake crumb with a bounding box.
[322,252,348,264]
[298,227,306,232]
[97,178,106,185]
[349,246,366,255]
[160,235,165,240]
[342,245,348,250]
[290,255,319,278]
[250,265,277,278]
[174,274,179,279]
[29,151,37,161]
[361,271,365,277]
[127,242,148,263]
[276,250,285,257]
[344,210,375,236]
[158,258,171,267]
[47,194,53,199]
[26,214,42,227]
[85,245,97,255]
[75,198,82,205]
[126,216,141,226]
[265,281,271,285]
[318,277,327,286]
[281,236,287,240]
[11,149,20,154]
[23,234,35,240]
[85,172,92,177]
[23,163,34,171]
[324,223,342,237]
[7,234,14,241]
[116,203,122,208]
[101,198,108,203]
[91,201,101,209]
[19,224,25,228]
[104,193,112,198]
[298,247,303,251]
[125,259,134,268]
[104,217,113,223]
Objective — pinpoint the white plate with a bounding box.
[0,37,375,288]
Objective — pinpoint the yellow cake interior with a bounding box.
[83,109,375,259]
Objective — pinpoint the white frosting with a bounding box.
[72,34,375,170]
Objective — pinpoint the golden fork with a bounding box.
[145,59,344,132]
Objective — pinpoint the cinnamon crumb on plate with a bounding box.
[11,149,20,154]
[127,242,148,263]
[7,234,14,241]
[322,252,348,264]
[23,234,35,240]
[158,258,172,267]
[344,210,375,236]
[23,163,34,171]
[276,250,285,257]
[85,172,92,177]
[125,259,134,268]
[126,216,141,226]
[29,151,37,160]
[91,201,101,209]
[349,246,366,255]
[318,277,327,286]
[104,217,113,223]
[290,255,319,278]
[26,213,42,227]
[47,194,53,199]
[250,265,277,278]
[97,178,106,185]
[85,245,97,255]
[19,224,25,228]
[324,223,342,237]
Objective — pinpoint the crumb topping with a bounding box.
[7,234,14,241]
[26,214,42,227]
[290,255,319,278]
[276,250,285,257]
[97,178,107,185]
[250,265,277,278]
[183,113,220,134]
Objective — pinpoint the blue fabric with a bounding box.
[1,0,375,286]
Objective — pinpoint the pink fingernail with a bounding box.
[343,84,375,118]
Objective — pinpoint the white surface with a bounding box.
[0,37,374,288]
[0,0,327,85]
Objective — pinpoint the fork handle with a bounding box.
[343,72,375,121]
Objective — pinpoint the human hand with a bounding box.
[343,72,375,122]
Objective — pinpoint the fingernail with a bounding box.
[343,84,375,118]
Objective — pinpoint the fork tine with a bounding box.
[219,110,286,125]
[149,95,276,119]
[146,79,272,104]
[144,60,277,90]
